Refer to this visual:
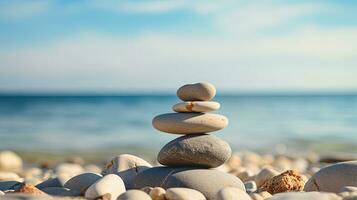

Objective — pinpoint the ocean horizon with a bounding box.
[1,93,357,154]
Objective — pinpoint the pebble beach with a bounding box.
[1,82,357,200]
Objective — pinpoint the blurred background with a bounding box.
[0,0,357,159]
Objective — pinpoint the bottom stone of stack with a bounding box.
[158,134,232,168]
[133,167,245,200]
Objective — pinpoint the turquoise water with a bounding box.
[0,94,357,153]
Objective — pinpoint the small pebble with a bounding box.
[85,174,126,200]
[244,180,257,193]
[255,167,279,187]
[0,151,23,172]
[261,170,305,194]
[149,187,166,200]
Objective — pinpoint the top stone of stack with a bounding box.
[177,82,216,101]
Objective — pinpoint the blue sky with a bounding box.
[0,0,357,92]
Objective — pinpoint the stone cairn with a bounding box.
[152,82,231,168]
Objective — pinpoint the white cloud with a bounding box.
[0,24,357,91]
[214,3,330,33]
[0,0,49,21]
[0,1,356,91]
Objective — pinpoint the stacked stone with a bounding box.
[153,82,231,168]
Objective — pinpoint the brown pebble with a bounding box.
[15,184,48,195]
[260,170,305,194]
[149,187,166,200]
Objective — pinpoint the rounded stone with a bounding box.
[265,192,341,200]
[158,134,231,168]
[177,82,216,101]
[102,154,152,189]
[85,174,126,200]
[41,187,80,196]
[63,172,102,195]
[166,187,206,200]
[152,113,228,134]
[304,161,357,193]
[149,187,166,200]
[255,167,279,187]
[261,170,305,194]
[133,167,245,200]
[216,187,250,200]
[244,181,257,193]
[172,101,220,113]
[118,190,151,200]
[0,151,22,172]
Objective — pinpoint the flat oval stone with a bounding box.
[118,190,151,200]
[102,154,152,189]
[216,187,250,200]
[304,161,357,193]
[172,101,220,113]
[0,151,22,172]
[134,167,245,200]
[266,192,341,200]
[64,172,102,195]
[85,174,126,200]
[152,113,228,134]
[177,82,216,101]
[158,134,231,168]
[166,187,206,200]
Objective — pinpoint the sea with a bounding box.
[0,94,357,154]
